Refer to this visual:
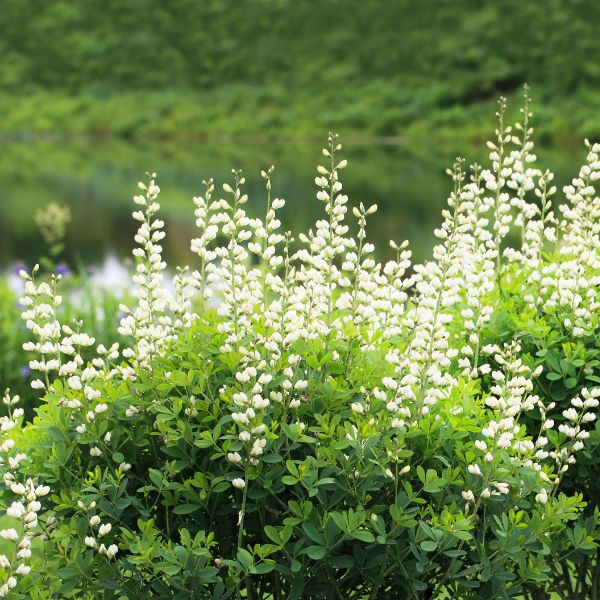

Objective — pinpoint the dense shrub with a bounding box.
[0,96,599,598]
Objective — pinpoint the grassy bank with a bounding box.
[3,86,600,145]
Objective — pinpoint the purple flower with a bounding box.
[56,263,70,276]
[11,263,27,275]
[21,366,31,378]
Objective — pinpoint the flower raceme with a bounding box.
[3,96,599,597]
[0,391,49,597]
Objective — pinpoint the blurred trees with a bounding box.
[1,0,598,99]
[1,0,599,139]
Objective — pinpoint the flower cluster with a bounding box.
[549,387,600,485]
[119,173,172,369]
[463,342,544,507]
[20,267,98,393]
[79,500,119,560]
[33,202,71,247]
[0,391,49,596]
[388,160,468,422]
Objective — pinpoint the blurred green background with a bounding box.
[1,0,599,267]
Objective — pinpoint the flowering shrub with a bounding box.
[1,95,599,599]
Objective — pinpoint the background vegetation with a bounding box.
[1,0,600,143]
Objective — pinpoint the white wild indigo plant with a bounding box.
[1,94,599,599]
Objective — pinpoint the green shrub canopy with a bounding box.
[1,96,599,599]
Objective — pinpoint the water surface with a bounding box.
[0,137,585,271]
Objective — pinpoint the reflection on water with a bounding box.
[0,137,587,271]
[87,254,131,290]
[6,254,131,295]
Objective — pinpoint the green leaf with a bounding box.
[420,540,437,552]
[349,530,375,543]
[250,563,275,574]
[302,522,325,545]
[160,564,181,576]
[194,437,214,449]
[264,525,280,545]
[261,453,283,463]
[306,355,319,369]
[330,512,348,533]
[281,423,299,441]
[237,548,253,570]
[329,555,354,569]
[212,480,231,493]
[444,549,466,557]
[280,525,293,545]
[423,481,444,493]
[55,567,79,578]
[173,504,201,515]
[314,478,336,487]
[547,353,561,373]
[286,460,299,476]
[149,469,164,488]
[305,545,326,560]
[290,560,302,573]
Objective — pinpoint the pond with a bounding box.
[0,136,587,274]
